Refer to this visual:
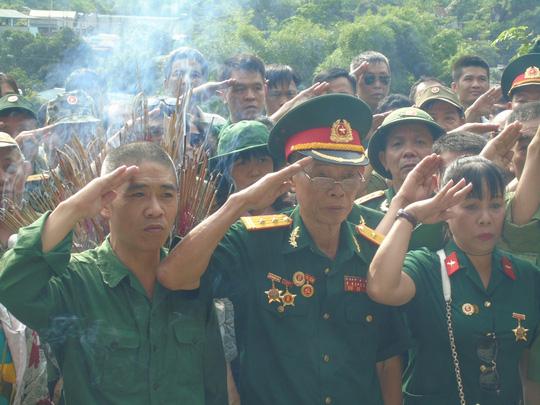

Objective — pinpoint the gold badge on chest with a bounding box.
[512,312,528,342]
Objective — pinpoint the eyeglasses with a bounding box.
[477,332,500,392]
[302,170,364,192]
[363,74,390,86]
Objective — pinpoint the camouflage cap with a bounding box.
[45,90,100,125]
[368,107,445,179]
[415,85,464,114]
[0,94,36,119]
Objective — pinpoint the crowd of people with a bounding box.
[0,39,539,405]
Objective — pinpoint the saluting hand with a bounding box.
[480,121,522,169]
[405,178,472,224]
[465,86,506,121]
[234,157,312,212]
[65,165,139,221]
[394,154,441,207]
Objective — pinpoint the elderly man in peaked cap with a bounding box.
[158,94,409,405]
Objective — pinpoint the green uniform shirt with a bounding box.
[351,187,446,251]
[500,193,540,266]
[0,213,227,405]
[402,240,540,405]
[206,207,409,405]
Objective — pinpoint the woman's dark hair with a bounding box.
[0,73,20,97]
[442,156,505,200]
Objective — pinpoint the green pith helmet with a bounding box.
[45,90,100,125]
[268,94,372,166]
[368,107,445,179]
[501,53,540,101]
[415,84,464,114]
[0,94,36,119]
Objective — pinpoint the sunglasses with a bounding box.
[477,333,500,392]
[363,74,390,86]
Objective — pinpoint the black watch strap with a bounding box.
[396,208,419,228]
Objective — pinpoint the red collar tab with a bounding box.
[502,256,516,280]
[445,252,461,276]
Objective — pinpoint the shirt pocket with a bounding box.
[87,329,142,393]
[342,298,379,363]
[172,320,204,386]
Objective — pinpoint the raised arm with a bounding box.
[512,124,540,225]
[157,157,312,290]
[368,178,472,306]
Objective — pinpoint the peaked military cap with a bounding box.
[268,94,371,166]
[368,107,445,179]
[45,90,100,125]
[501,52,540,101]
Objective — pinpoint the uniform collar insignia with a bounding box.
[445,251,461,276]
[501,256,516,280]
[289,226,300,248]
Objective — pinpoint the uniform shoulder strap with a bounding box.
[355,220,384,245]
[354,190,385,205]
[241,214,292,231]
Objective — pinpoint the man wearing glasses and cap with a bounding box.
[158,94,409,405]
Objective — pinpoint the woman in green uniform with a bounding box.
[368,155,540,405]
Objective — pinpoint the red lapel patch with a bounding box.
[445,252,461,276]
[502,256,516,280]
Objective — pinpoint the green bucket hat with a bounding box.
[501,52,540,101]
[45,90,100,125]
[0,94,36,119]
[268,94,372,166]
[415,85,464,114]
[368,107,445,179]
[210,120,270,167]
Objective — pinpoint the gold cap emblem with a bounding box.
[330,119,353,143]
[67,95,78,105]
[7,95,18,103]
[524,66,540,79]
[431,86,440,94]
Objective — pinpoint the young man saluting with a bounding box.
[0,142,227,404]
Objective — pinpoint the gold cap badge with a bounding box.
[330,119,353,143]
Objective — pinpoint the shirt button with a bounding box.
[325,397,332,404]
[484,301,491,308]
[324,267,331,275]
[323,313,330,320]
[365,314,373,323]
[323,354,330,362]
[153,382,160,391]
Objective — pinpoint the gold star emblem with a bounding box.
[513,325,528,342]
[265,287,282,304]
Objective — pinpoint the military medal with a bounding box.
[280,279,296,307]
[265,273,283,304]
[462,303,478,316]
[293,271,306,287]
[512,313,528,342]
[301,274,315,298]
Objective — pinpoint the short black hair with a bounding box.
[442,156,505,200]
[265,64,301,89]
[312,68,356,92]
[508,101,540,123]
[350,51,390,72]
[433,131,487,155]
[375,94,412,113]
[164,47,208,81]
[0,73,19,97]
[101,142,177,184]
[408,76,444,102]
[452,55,490,82]
[219,54,265,82]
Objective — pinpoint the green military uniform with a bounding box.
[401,240,540,405]
[364,170,388,195]
[206,207,409,405]
[499,193,540,266]
[0,213,227,405]
[205,94,409,404]
[351,187,446,251]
